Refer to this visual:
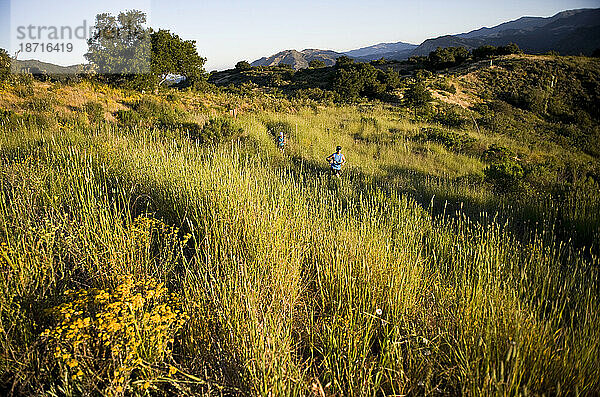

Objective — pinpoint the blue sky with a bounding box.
[1,0,599,70]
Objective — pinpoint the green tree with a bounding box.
[235,61,252,70]
[472,45,497,60]
[332,62,381,101]
[404,81,432,115]
[484,160,524,191]
[428,47,470,69]
[85,10,151,76]
[383,68,401,90]
[335,56,354,68]
[86,12,206,90]
[151,29,207,88]
[308,59,326,68]
[0,48,10,81]
[497,43,522,55]
[332,67,363,101]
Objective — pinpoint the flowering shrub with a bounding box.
[42,275,188,395]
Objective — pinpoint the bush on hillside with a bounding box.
[404,81,433,113]
[192,117,242,144]
[383,68,402,91]
[82,101,105,124]
[483,144,516,163]
[332,57,396,101]
[432,78,457,94]
[25,96,58,112]
[417,126,476,153]
[433,104,469,128]
[484,160,525,191]
[235,61,252,70]
[308,60,326,69]
[427,47,470,69]
[294,88,335,103]
[115,109,143,126]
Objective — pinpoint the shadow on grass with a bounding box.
[283,154,598,256]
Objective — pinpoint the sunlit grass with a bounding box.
[0,85,599,395]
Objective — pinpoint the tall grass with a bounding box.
[0,115,598,395]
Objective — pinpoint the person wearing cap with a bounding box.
[326,146,346,176]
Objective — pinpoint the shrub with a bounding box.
[472,45,498,60]
[134,97,183,125]
[433,105,469,128]
[82,101,104,124]
[383,68,401,90]
[116,98,190,130]
[484,160,524,190]
[235,61,252,70]
[497,43,522,55]
[404,82,433,114]
[294,88,335,103]
[41,274,188,395]
[25,96,57,112]
[427,47,470,69]
[309,60,326,69]
[507,87,547,113]
[335,56,354,68]
[115,109,143,126]
[9,73,35,97]
[433,79,456,94]
[192,117,242,144]
[418,127,476,152]
[483,144,516,163]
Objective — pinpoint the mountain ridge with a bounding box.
[250,49,342,70]
[251,8,600,70]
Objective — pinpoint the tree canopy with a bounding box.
[427,47,470,69]
[86,11,206,89]
[332,61,385,101]
[308,59,326,69]
[235,61,252,70]
[404,79,433,114]
[151,29,207,87]
[85,10,151,76]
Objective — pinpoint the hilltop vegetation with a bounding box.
[0,47,599,396]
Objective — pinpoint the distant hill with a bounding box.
[251,7,600,68]
[343,42,417,60]
[251,49,342,70]
[457,9,592,39]
[410,8,600,57]
[11,59,83,75]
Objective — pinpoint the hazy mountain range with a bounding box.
[11,59,83,75]
[251,8,600,70]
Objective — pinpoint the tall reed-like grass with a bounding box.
[0,116,598,395]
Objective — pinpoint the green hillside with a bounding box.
[0,54,599,395]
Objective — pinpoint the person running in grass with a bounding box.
[326,146,346,176]
[277,131,286,152]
